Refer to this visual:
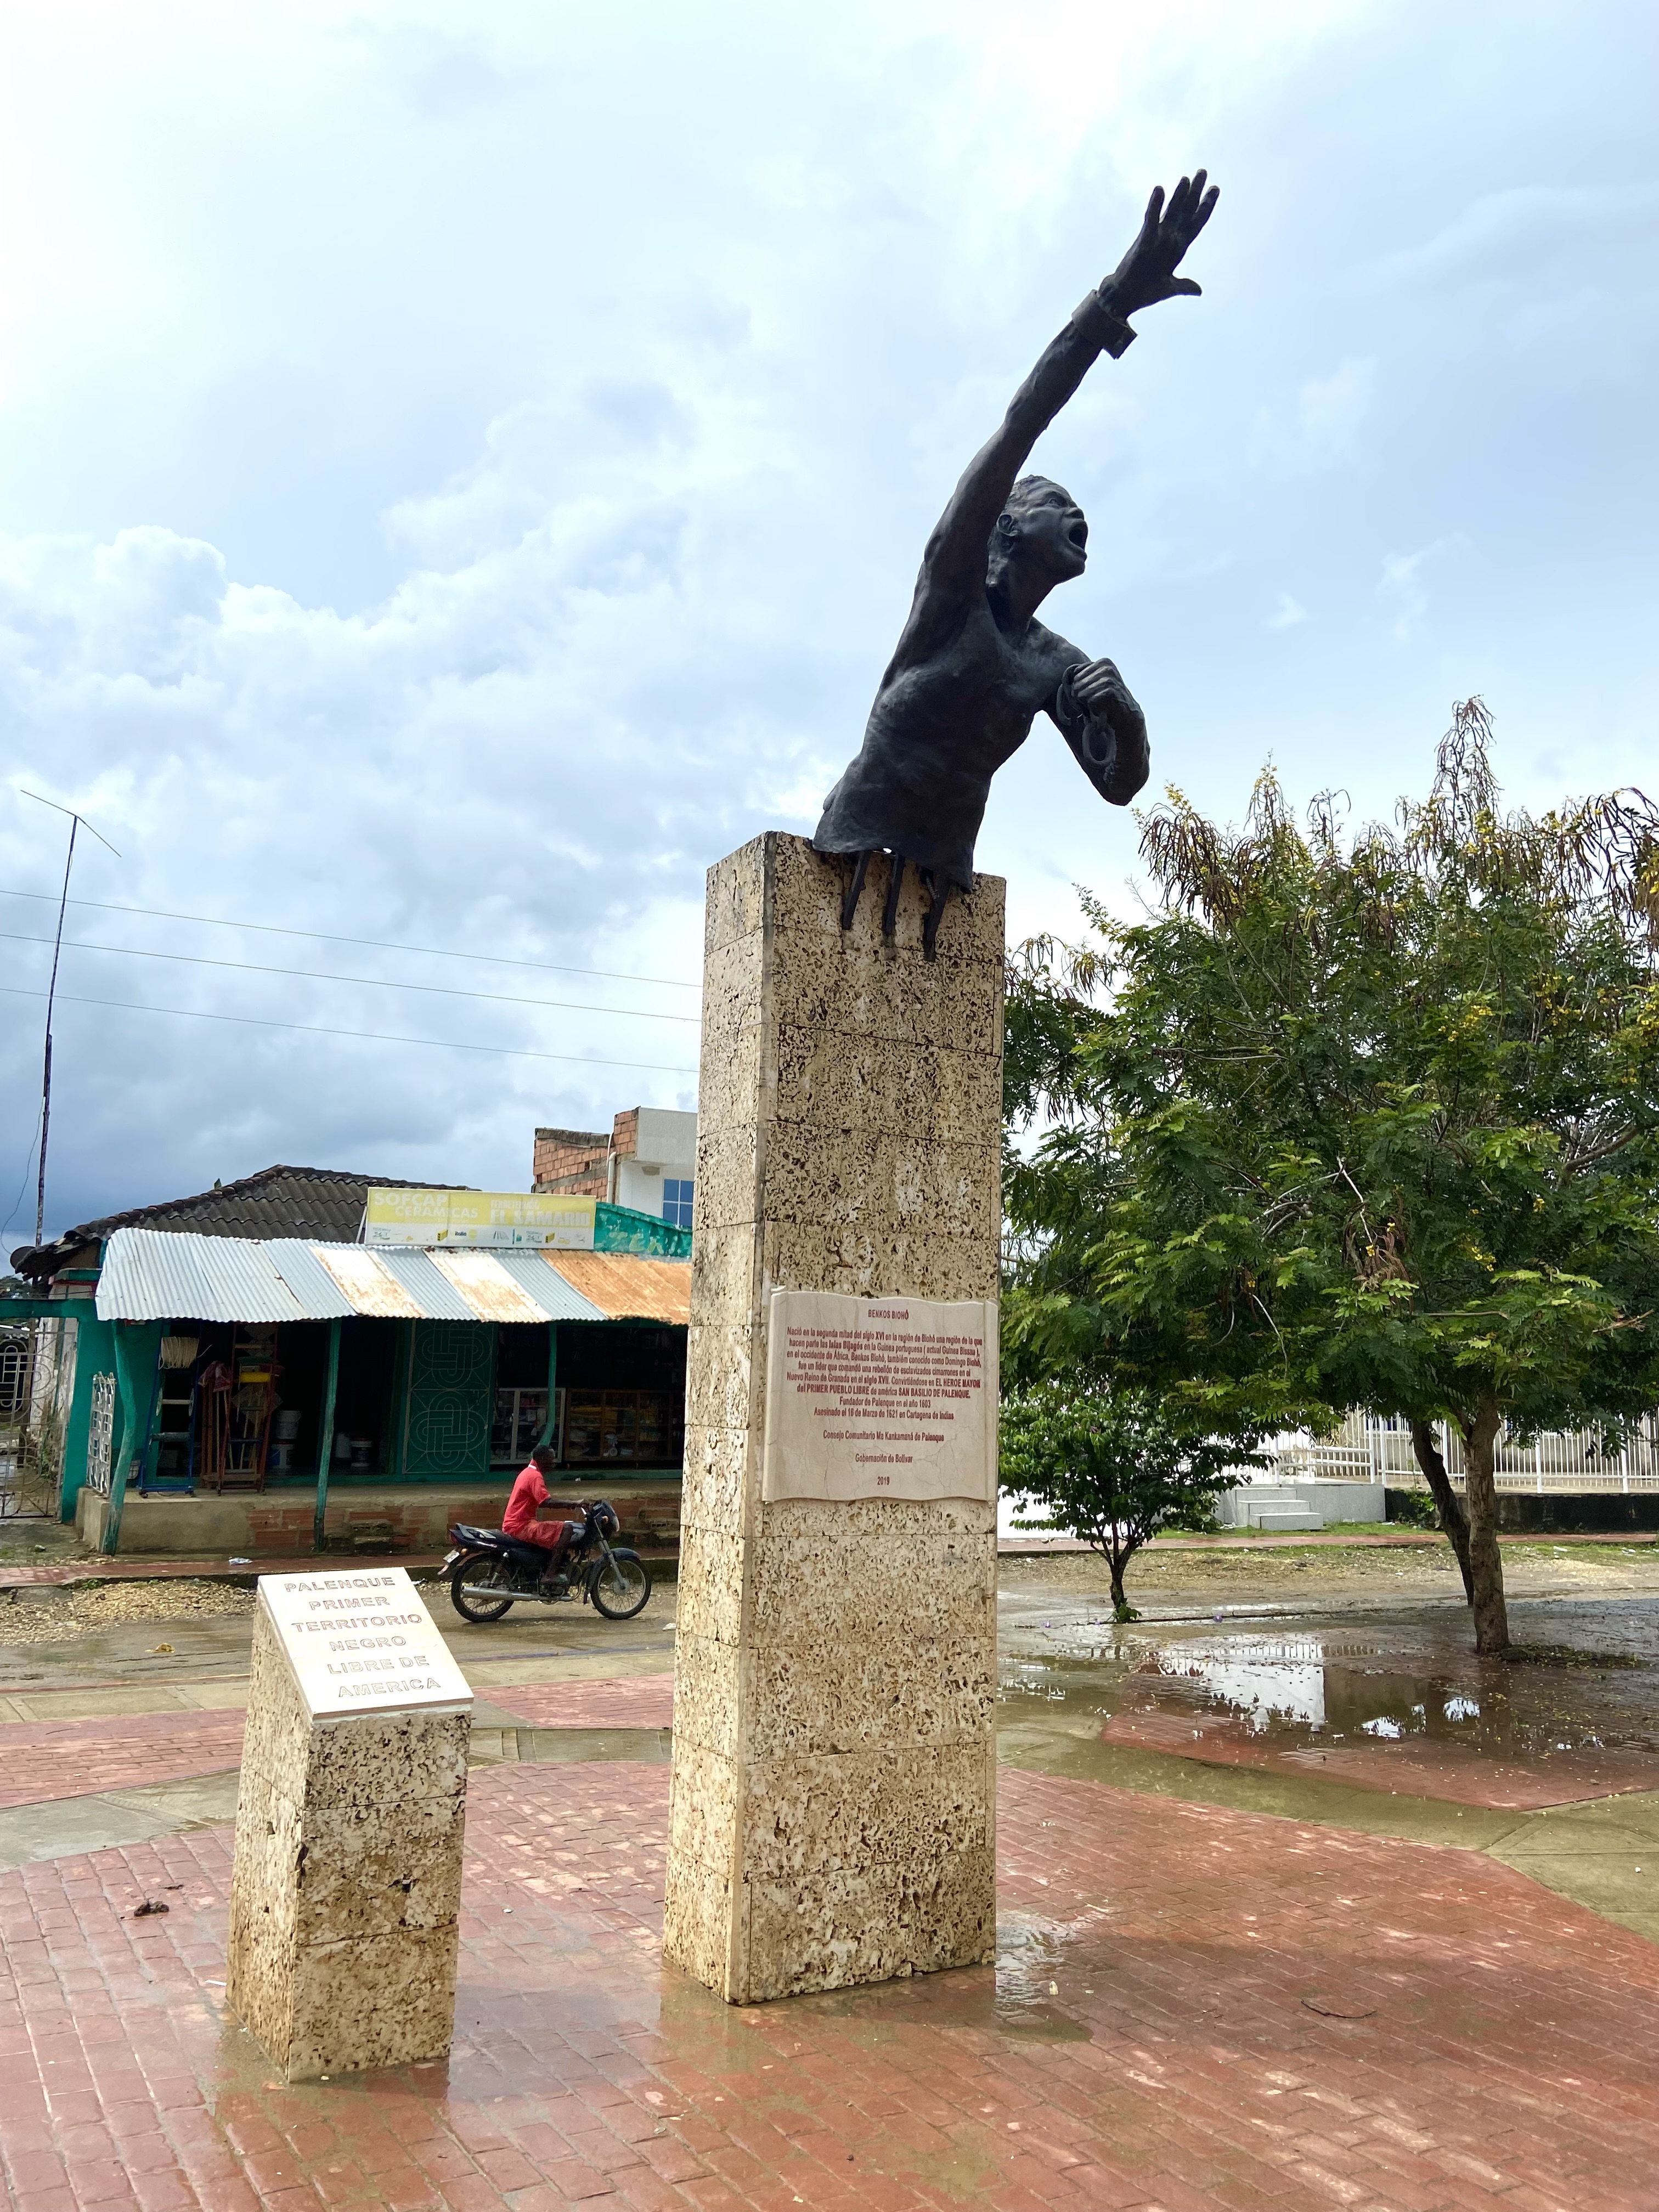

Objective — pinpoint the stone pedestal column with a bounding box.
[664,832,1002,2004]
[226,1583,471,2081]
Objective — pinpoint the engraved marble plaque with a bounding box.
[761,1288,997,1503]
[258,1566,472,1719]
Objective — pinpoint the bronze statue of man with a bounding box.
[814,172,1219,955]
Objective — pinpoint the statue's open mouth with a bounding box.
[1069,523,1088,551]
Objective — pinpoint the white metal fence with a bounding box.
[1297,1409,1659,1494]
[1,1321,63,1518]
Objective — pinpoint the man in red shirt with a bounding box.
[502,1445,581,1585]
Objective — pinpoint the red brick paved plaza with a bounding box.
[0,1684,672,1814]
[0,1713,250,1813]
[4,1762,1658,2212]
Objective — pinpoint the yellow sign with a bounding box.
[364,1189,597,1250]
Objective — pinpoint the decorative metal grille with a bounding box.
[87,1372,117,1498]
[402,1323,494,1478]
[0,1336,29,1419]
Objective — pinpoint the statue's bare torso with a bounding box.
[820,597,1103,892]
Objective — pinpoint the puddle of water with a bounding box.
[991,1913,1096,2041]
[738,1909,1099,2045]
[1140,1634,1355,1731]
[1000,1620,1659,1765]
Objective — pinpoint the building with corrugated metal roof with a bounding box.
[8,1163,690,1561]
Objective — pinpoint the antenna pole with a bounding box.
[35,816,78,1250]
[20,792,119,1252]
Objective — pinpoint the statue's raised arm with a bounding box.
[914,173,1219,619]
[813,173,1219,955]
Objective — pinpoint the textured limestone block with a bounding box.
[664,832,1002,2004]
[227,1574,472,2081]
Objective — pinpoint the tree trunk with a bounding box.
[1107,1536,1138,1620]
[1409,1420,1474,1602]
[1455,1398,1510,1656]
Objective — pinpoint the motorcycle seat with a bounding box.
[452,1523,582,1576]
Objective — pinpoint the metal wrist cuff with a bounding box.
[1074,291,1137,358]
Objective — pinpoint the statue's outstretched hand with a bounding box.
[1104,172,1218,318]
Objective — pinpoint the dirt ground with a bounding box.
[1000,1535,1659,1615]
[0,1578,256,1644]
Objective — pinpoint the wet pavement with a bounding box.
[0,1575,678,1702]
[5,1551,1659,2203]
[998,1596,1659,1808]
[0,1587,679,1870]
[994,1586,1659,1945]
[7,1762,1659,2211]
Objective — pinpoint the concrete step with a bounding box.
[1254,1509,1324,1532]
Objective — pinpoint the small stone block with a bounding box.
[226,1574,472,2081]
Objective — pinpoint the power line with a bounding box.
[1,1103,44,1243]
[0,928,701,1024]
[0,885,698,991]
[0,984,698,1077]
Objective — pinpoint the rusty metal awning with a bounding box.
[543,1250,692,1325]
[94,1228,687,1327]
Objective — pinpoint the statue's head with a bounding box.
[986,474,1088,596]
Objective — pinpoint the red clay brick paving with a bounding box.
[0,1685,676,1815]
[1102,1706,1659,1809]
[0,1711,249,1810]
[486,1680,674,1730]
[4,1763,1659,2210]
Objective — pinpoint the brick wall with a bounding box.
[84,1481,684,1562]
[532,1125,609,1195]
[532,1111,647,1195]
[312,1483,684,1559]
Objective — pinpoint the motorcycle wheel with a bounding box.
[590,1548,651,1621]
[450,1552,517,1623]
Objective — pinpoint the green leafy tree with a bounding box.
[1004,703,1659,1654]
[999,1379,1260,1618]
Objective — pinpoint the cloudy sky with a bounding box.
[2,0,1655,1246]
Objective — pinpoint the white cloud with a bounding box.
[1249,356,1377,474]
[1,0,1656,1239]
[1376,536,1466,644]
[1351,184,1659,298]
[1297,357,1376,462]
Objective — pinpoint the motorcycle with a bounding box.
[443,1498,652,1623]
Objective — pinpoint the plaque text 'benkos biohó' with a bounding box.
[259,1566,472,1719]
[761,1290,997,1503]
